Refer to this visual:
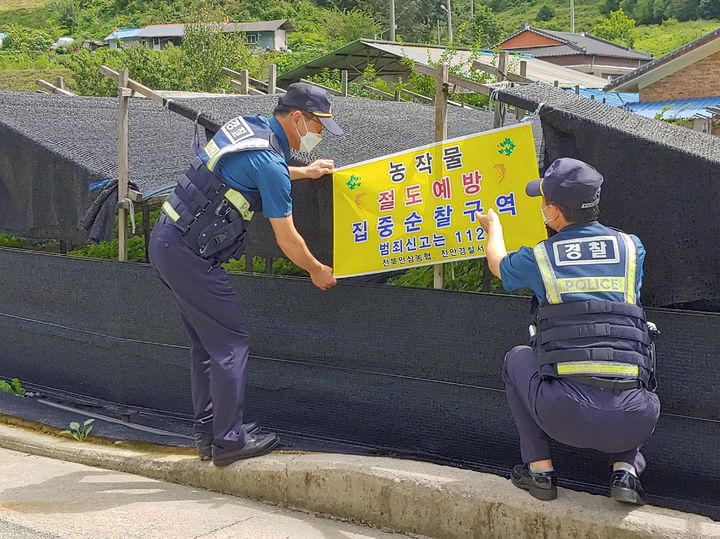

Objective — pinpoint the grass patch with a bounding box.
[0,0,48,10]
[633,19,720,57]
[0,67,71,91]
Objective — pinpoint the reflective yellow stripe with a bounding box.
[555,277,626,294]
[162,201,180,222]
[533,243,562,304]
[224,189,254,221]
[620,233,637,304]
[206,139,270,172]
[557,362,639,376]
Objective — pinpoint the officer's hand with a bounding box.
[310,264,337,291]
[476,209,501,233]
[304,159,335,179]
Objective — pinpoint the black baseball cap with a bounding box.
[278,82,343,136]
[526,158,603,209]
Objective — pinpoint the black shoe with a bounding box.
[610,470,645,505]
[212,433,280,467]
[511,464,558,501]
[194,422,260,460]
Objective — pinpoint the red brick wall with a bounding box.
[500,31,560,49]
[640,50,720,101]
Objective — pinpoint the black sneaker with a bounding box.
[212,433,279,467]
[610,470,645,505]
[194,422,260,460]
[511,464,558,501]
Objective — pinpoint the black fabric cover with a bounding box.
[0,247,718,517]
[498,84,720,309]
[0,92,196,242]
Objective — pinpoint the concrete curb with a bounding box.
[0,424,717,539]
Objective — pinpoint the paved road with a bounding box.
[0,448,407,539]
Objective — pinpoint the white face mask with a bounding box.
[541,204,557,226]
[296,116,323,153]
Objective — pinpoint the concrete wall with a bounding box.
[640,50,720,101]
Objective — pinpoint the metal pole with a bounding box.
[389,0,396,41]
[570,0,575,33]
[434,64,449,290]
[341,70,349,97]
[117,68,130,262]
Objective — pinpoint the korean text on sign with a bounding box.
[333,124,547,278]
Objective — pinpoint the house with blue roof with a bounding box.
[606,28,720,136]
[104,28,142,49]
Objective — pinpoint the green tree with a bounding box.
[602,0,623,15]
[0,27,55,53]
[48,0,82,34]
[666,0,699,21]
[700,0,720,19]
[536,4,555,21]
[592,8,636,47]
[324,7,382,48]
[467,4,504,48]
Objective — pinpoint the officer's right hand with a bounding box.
[311,264,337,291]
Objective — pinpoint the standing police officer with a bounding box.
[477,158,660,504]
[149,83,343,467]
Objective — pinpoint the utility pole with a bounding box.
[470,0,474,20]
[570,0,575,33]
[390,0,396,41]
[441,0,453,44]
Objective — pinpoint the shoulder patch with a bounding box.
[221,116,254,144]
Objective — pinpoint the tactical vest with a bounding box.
[532,224,655,390]
[161,115,285,263]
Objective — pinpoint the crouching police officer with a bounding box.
[477,158,660,504]
[148,83,343,467]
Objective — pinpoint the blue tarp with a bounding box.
[623,96,720,119]
[563,88,638,107]
[104,28,141,41]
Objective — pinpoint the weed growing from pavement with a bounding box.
[60,419,95,441]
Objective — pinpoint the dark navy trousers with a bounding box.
[149,216,250,448]
[503,345,660,474]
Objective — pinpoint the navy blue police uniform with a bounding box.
[148,83,343,466]
[499,158,660,503]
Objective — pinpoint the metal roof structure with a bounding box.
[568,88,638,107]
[606,27,720,92]
[103,28,142,41]
[500,26,652,61]
[278,39,609,89]
[134,20,293,39]
[623,96,720,120]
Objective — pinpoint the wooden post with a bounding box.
[265,257,273,274]
[519,60,527,79]
[240,69,249,95]
[493,52,507,130]
[434,64,449,290]
[267,64,277,94]
[117,68,130,262]
[341,70,349,97]
[394,88,401,101]
[554,80,559,88]
[56,76,65,90]
[574,84,580,95]
[245,252,253,273]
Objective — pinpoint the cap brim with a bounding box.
[319,116,343,136]
[525,179,543,197]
